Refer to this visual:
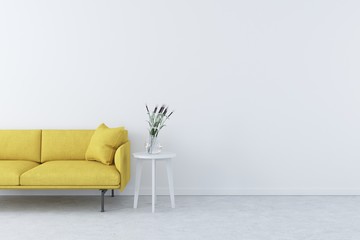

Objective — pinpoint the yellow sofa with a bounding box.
[0,129,130,212]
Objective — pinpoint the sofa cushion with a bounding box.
[20,161,120,186]
[85,123,127,165]
[41,130,94,162]
[0,130,41,162]
[0,161,39,185]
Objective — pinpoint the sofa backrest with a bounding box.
[41,130,94,162]
[0,130,41,162]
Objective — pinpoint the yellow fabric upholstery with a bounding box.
[115,141,131,192]
[0,185,120,189]
[86,123,128,165]
[20,161,120,186]
[0,127,130,192]
[0,161,39,185]
[0,130,41,162]
[41,130,94,162]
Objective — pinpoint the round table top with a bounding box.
[133,152,176,159]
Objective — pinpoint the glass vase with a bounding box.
[146,135,162,154]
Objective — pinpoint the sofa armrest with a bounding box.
[114,141,130,192]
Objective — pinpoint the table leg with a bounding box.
[166,159,175,208]
[133,159,143,208]
[152,159,156,213]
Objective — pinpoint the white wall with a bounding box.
[0,0,360,195]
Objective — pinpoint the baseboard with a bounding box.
[123,188,360,195]
[1,188,360,196]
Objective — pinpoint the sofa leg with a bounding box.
[100,189,108,212]
[111,189,114,197]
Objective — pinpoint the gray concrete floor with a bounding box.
[0,195,359,240]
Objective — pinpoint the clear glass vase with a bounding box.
[146,135,162,154]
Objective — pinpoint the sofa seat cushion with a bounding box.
[0,161,39,186]
[20,161,120,186]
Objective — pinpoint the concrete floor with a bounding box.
[0,195,359,240]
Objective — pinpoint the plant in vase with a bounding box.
[145,104,174,154]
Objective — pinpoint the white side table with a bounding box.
[133,152,176,213]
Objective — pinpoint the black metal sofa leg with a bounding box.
[100,189,108,212]
[111,189,114,197]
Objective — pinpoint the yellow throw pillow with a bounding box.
[85,123,128,165]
